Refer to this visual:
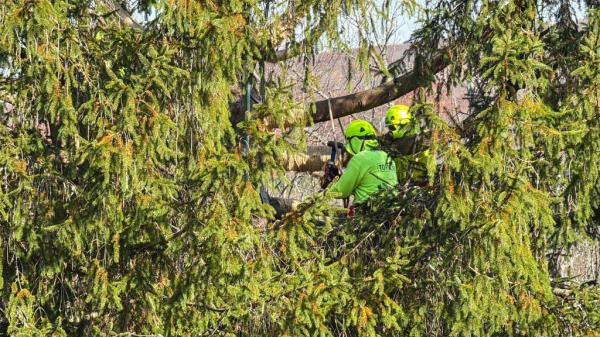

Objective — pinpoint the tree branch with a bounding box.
[310,49,450,123]
[268,35,312,63]
[270,1,314,47]
[229,48,451,125]
[97,0,142,29]
[266,16,330,63]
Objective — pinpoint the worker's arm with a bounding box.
[329,157,363,199]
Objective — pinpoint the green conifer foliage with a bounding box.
[0,0,381,335]
[0,0,599,336]
[270,2,600,336]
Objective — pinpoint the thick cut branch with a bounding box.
[285,137,421,172]
[310,50,449,123]
[230,49,450,127]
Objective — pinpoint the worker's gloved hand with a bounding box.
[320,162,340,189]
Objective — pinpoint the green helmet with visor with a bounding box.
[385,104,415,139]
[344,119,378,155]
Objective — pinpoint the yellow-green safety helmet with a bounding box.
[385,104,412,126]
[385,104,414,139]
[344,119,378,155]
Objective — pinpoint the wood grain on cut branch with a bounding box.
[310,50,449,123]
[284,146,331,172]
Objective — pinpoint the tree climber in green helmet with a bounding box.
[323,119,398,216]
[383,104,431,186]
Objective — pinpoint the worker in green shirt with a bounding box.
[382,104,430,186]
[324,119,398,215]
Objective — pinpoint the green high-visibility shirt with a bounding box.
[330,150,397,204]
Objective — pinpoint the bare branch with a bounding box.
[310,49,449,123]
[230,48,450,126]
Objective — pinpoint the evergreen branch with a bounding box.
[96,0,142,29]
[188,302,229,313]
[269,1,315,49]
[265,15,330,63]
